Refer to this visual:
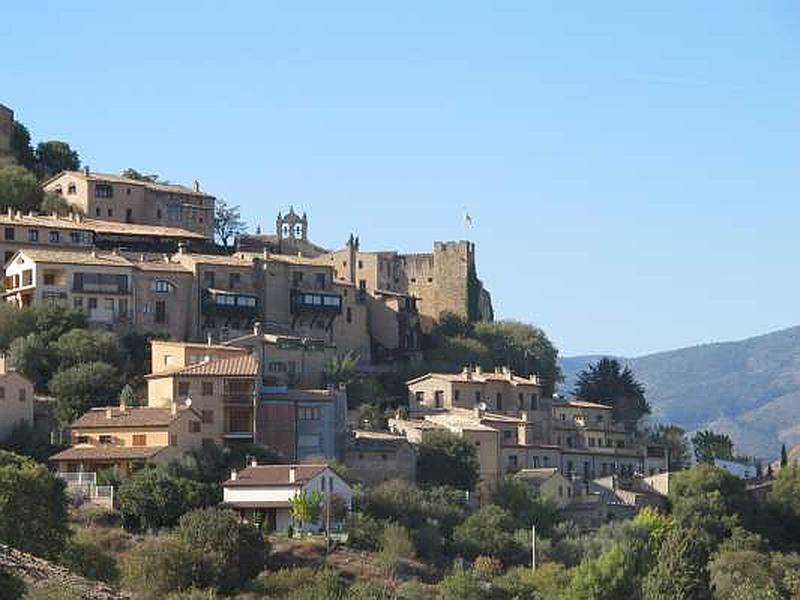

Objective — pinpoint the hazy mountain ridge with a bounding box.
[559,326,800,459]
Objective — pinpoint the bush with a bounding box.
[21,585,83,600]
[493,479,560,533]
[452,505,525,566]
[118,469,187,532]
[0,567,25,600]
[174,508,267,591]
[52,329,121,370]
[493,563,574,600]
[472,555,503,580]
[121,537,216,599]
[378,523,415,576]
[49,361,121,423]
[346,512,385,551]
[59,532,119,583]
[417,430,479,490]
[437,566,488,600]
[252,567,319,597]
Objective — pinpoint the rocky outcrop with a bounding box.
[0,543,130,599]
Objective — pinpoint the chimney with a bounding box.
[105,407,113,419]
[193,180,200,193]
[6,207,11,218]
[251,458,258,467]
[139,254,145,262]
[171,401,178,416]
[177,242,186,254]
[230,469,238,481]
[474,365,483,375]
[91,249,97,258]
[289,465,297,483]
[83,166,90,176]
[14,210,21,220]
[253,321,262,336]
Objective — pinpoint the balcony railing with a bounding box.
[290,289,342,315]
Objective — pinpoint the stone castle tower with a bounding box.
[276,207,308,243]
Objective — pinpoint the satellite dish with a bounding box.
[184,396,193,408]
[478,402,487,412]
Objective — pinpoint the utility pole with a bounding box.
[325,479,332,554]
[531,524,536,571]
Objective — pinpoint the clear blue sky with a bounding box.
[3,2,798,357]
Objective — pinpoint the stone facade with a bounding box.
[0,354,34,441]
[42,170,215,239]
[343,430,417,485]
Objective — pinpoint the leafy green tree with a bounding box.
[493,478,560,533]
[647,424,691,470]
[39,191,77,215]
[641,527,710,599]
[433,312,474,338]
[0,567,25,600]
[0,304,36,349]
[708,549,779,600]
[378,523,415,577]
[567,542,649,600]
[10,122,35,169]
[437,566,488,600]
[214,199,246,249]
[118,469,187,532]
[452,505,525,566]
[34,141,80,179]
[121,537,216,600]
[493,562,574,600]
[765,463,800,548]
[323,352,359,387]
[52,328,121,370]
[429,335,491,371]
[574,357,650,429]
[692,430,734,464]
[0,450,69,558]
[288,489,322,531]
[175,508,267,591]
[120,168,161,182]
[345,512,385,551]
[30,304,86,344]
[0,166,42,211]
[417,430,479,490]
[49,361,121,422]
[8,333,54,390]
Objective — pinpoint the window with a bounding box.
[503,430,512,440]
[125,208,133,223]
[475,391,481,404]
[67,183,76,195]
[292,271,303,286]
[358,279,366,292]
[155,301,166,323]
[133,434,146,446]
[203,271,215,287]
[118,298,128,316]
[567,460,574,473]
[49,231,59,243]
[0,386,5,400]
[170,434,178,447]
[69,232,81,244]
[281,223,290,238]
[87,297,98,310]
[189,421,201,433]
[157,209,162,219]
[589,438,596,447]
[496,392,503,411]
[229,272,241,288]
[4,228,14,241]
[434,390,443,408]
[99,435,112,445]
[507,455,518,469]
[454,390,460,402]
[518,393,525,410]
[415,391,424,404]
[104,298,114,311]
[43,273,55,285]
[201,381,214,396]
[616,440,625,448]
[358,260,363,269]
[95,208,101,217]
[178,381,190,397]
[201,409,214,424]
[294,223,303,238]
[346,307,352,323]
[18,388,26,402]
[531,395,538,410]
[95,184,113,198]
[315,272,326,288]
[27,229,38,242]
[107,208,113,217]
[298,407,320,420]
[53,186,63,195]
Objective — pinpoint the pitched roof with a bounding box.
[70,406,183,429]
[348,430,411,451]
[147,353,259,378]
[514,467,562,485]
[12,248,132,267]
[47,171,214,198]
[224,464,329,487]
[406,369,540,387]
[261,388,337,403]
[50,445,166,461]
[176,253,256,267]
[0,213,206,239]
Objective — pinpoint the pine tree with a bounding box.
[781,443,789,468]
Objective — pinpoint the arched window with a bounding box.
[293,223,303,238]
[281,223,290,238]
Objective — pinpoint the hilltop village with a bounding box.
[0,102,799,599]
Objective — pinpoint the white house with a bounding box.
[222,463,353,533]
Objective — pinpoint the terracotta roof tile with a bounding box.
[71,406,181,429]
[224,464,328,487]
[0,213,206,239]
[12,248,132,267]
[147,353,259,378]
[50,445,166,461]
[50,171,214,198]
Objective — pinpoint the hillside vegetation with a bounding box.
[561,326,800,458]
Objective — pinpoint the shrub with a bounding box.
[493,563,574,600]
[118,468,187,532]
[0,567,25,600]
[121,537,216,599]
[59,532,119,583]
[437,566,488,600]
[379,523,416,577]
[346,512,385,551]
[252,567,319,597]
[471,555,503,580]
[452,505,525,566]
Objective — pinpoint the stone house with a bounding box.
[0,355,34,442]
[343,430,416,485]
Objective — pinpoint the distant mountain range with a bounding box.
[559,326,800,460]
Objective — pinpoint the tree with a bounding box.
[214,199,246,249]
[417,430,479,491]
[49,361,121,423]
[0,166,42,211]
[59,531,119,583]
[567,542,649,600]
[573,357,650,429]
[0,304,36,349]
[452,505,525,565]
[288,489,322,532]
[692,430,734,464]
[118,469,187,532]
[175,508,267,591]
[765,464,800,548]
[642,527,710,599]
[0,450,69,558]
[378,523,415,577]
[120,168,161,182]
[708,549,780,600]
[473,320,561,395]
[30,303,86,343]
[781,443,789,468]
[437,566,489,600]
[52,329,121,370]
[323,352,359,387]
[10,122,35,169]
[494,563,574,600]
[647,424,691,470]
[8,333,54,390]
[0,568,26,600]
[39,191,77,215]
[118,384,138,407]
[493,478,560,533]
[34,141,80,179]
